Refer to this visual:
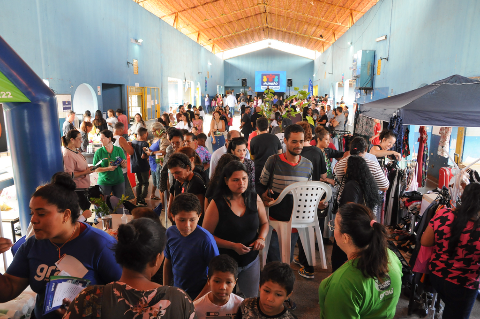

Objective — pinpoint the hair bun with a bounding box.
[51,172,77,191]
[117,223,139,245]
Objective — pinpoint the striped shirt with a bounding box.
[259,154,313,194]
[334,156,389,190]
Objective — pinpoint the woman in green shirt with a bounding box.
[318,203,402,319]
[93,129,127,198]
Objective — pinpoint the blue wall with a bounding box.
[224,48,314,94]
[313,0,480,97]
[0,0,224,114]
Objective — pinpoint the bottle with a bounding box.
[121,208,128,224]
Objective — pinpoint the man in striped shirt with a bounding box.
[258,124,313,221]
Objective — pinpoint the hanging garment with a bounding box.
[354,115,375,138]
[437,127,452,158]
[402,127,410,158]
[417,126,428,188]
[421,141,429,187]
[388,115,404,155]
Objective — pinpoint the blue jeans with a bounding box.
[237,256,260,298]
[100,183,125,198]
[430,273,478,319]
[266,231,299,264]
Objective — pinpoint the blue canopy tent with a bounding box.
[359,75,480,126]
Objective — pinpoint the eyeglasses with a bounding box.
[328,219,335,231]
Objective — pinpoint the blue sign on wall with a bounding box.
[255,71,286,92]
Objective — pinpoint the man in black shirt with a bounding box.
[131,127,151,206]
[250,106,262,131]
[250,117,283,183]
[241,106,253,138]
[186,104,195,122]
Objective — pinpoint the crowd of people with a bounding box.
[0,91,478,319]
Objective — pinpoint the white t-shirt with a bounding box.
[106,117,118,131]
[113,135,128,174]
[176,121,192,132]
[200,110,206,117]
[193,292,243,319]
[276,133,286,153]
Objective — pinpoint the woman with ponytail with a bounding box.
[319,203,402,319]
[64,218,196,319]
[0,173,121,319]
[421,183,480,319]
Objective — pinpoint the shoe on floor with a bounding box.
[292,256,303,267]
[284,298,297,311]
[137,200,147,206]
[298,266,314,279]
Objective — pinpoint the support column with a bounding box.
[0,36,64,235]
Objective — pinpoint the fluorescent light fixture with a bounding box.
[130,38,143,45]
[376,35,387,42]
[348,41,352,45]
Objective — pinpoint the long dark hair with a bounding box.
[447,183,480,256]
[180,112,192,128]
[62,130,81,147]
[344,156,382,209]
[134,113,146,126]
[213,160,250,205]
[93,110,106,127]
[338,203,389,281]
[208,153,239,189]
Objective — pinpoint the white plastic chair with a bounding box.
[261,181,331,269]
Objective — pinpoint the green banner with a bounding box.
[0,71,30,103]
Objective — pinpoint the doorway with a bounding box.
[73,83,98,119]
[102,84,125,113]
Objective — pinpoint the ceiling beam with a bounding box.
[266,25,330,43]
[205,24,265,43]
[159,0,222,19]
[265,4,348,28]
[310,0,363,15]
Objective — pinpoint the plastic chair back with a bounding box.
[270,181,331,224]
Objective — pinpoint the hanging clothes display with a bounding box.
[416,126,429,188]
[402,127,410,158]
[388,115,404,155]
[437,127,452,158]
[354,115,375,139]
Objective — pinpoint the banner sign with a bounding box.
[0,71,30,103]
[255,71,286,92]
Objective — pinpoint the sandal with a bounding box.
[150,196,160,200]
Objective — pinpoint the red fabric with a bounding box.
[127,154,136,188]
[117,114,129,135]
[79,222,87,233]
[310,140,316,146]
[373,122,381,145]
[279,153,301,166]
[417,126,427,187]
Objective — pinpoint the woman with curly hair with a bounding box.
[331,155,382,271]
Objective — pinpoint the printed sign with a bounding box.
[255,71,286,92]
[0,71,31,103]
[62,101,72,111]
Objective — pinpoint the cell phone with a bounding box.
[91,158,107,171]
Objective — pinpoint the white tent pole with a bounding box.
[0,209,7,271]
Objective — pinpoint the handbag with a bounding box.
[266,155,294,222]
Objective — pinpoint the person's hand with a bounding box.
[82,210,92,219]
[392,151,401,161]
[84,167,93,175]
[232,243,252,255]
[261,189,275,207]
[120,160,127,168]
[318,200,328,210]
[54,298,71,316]
[108,165,117,171]
[0,237,13,253]
[249,238,265,251]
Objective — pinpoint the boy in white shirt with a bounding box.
[194,255,244,319]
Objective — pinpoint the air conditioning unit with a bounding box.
[354,50,375,90]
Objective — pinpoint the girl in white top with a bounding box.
[199,106,205,118]
[106,109,118,132]
[175,113,192,132]
[128,113,146,138]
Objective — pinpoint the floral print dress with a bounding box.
[64,282,196,319]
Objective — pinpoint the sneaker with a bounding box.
[292,256,303,267]
[284,298,297,311]
[298,267,314,279]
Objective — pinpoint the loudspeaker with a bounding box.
[242,78,247,87]
[287,78,293,87]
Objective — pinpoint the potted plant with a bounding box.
[90,194,129,230]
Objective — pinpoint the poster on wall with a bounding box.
[255,71,286,92]
[0,104,8,153]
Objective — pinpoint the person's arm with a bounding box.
[369,161,389,191]
[95,165,117,173]
[421,225,435,247]
[249,195,269,251]
[118,136,134,155]
[167,193,174,222]
[0,274,29,302]
[370,145,401,160]
[64,155,92,178]
[197,194,205,215]
[163,258,173,286]
[318,118,327,125]
[204,198,210,213]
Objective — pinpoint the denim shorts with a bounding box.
[152,164,161,188]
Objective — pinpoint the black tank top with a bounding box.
[371,144,386,168]
[212,190,259,267]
